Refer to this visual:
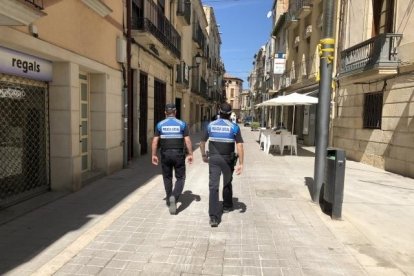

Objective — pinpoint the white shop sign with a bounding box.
[0,46,52,81]
[273,58,286,75]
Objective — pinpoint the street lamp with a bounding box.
[188,52,202,70]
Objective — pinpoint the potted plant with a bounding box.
[250,122,260,131]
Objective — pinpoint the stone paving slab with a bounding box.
[1,127,413,276]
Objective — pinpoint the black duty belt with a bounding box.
[209,153,232,156]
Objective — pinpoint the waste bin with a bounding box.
[323,148,346,219]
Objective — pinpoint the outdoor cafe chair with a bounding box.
[281,134,298,155]
[259,128,272,151]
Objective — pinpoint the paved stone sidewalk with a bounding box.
[1,127,413,276]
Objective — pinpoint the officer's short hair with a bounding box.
[165,103,176,114]
[219,103,232,115]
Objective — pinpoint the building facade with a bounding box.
[0,0,223,208]
[0,0,124,207]
[223,73,243,119]
[277,0,324,145]
[240,89,252,120]
[203,5,225,119]
[334,0,414,177]
[248,47,266,125]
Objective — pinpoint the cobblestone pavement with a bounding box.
[1,127,413,276]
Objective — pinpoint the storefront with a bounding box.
[0,46,52,208]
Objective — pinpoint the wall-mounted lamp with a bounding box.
[29,24,38,38]
[188,52,202,70]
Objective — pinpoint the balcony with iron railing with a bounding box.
[339,33,402,78]
[289,0,312,19]
[176,0,191,25]
[0,0,45,26]
[191,71,200,94]
[193,24,205,50]
[25,0,44,9]
[200,78,209,99]
[132,0,181,61]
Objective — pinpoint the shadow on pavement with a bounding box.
[233,197,247,213]
[304,177,314,200]
[176,190,201,214]
[318,183,334,218]
[218,197,247,214]
[0,132,203,274]
[304,178,333,218]
[0,154,160,274]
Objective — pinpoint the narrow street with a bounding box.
[1,127,413,276]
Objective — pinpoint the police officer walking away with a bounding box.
[151,103,193,215]
[200,102,244,227]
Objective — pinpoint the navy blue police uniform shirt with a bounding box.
[201,118,243,155]
[155,117,189,149]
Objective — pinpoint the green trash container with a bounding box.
[324,148,346,219]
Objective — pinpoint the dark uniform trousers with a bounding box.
[208,154,234,219]
[161,149,186,200]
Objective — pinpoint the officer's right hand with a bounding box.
[202,156,208,163]
[152,155,159,165]
[235,164,243,175]
[187,154,193,164]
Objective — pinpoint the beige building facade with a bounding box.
[129,0,222,154]
[224,73,243,119]
[0,0,124,207]
[203,6,225,119]
[0,0,223,207]
[189,0,210,132]
[130,0,182,156]
[249,47,266,124]
[335,0,414,177]
[240,89,251,120]
[277,0,323,145]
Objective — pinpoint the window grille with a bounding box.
[363,92,383,129]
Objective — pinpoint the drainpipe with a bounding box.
[126,0,132,163]
[122,64,128,168]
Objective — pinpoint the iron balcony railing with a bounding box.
[176,0,191,25]
[193,24,205,49]
[191,71,200,94]
[190,75,209,99]
[340,33,402,75]
[25,0,43,9]
[200,77,208,98]
[132,0,181,59]
[288,0,311,17]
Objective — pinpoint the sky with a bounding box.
[201,0,274,89]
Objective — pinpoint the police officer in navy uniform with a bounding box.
[151,103,193,215]
[200,102,244,227]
